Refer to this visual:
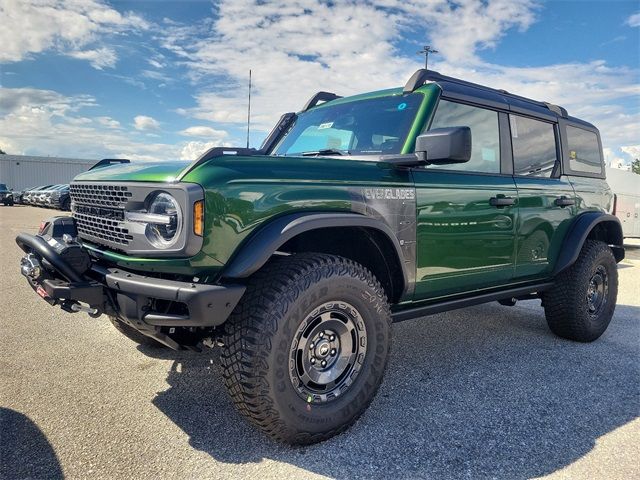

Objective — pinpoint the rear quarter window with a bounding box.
[566,125,603,176]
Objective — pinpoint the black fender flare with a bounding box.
[553,212,624,276]
[221,212,409,292]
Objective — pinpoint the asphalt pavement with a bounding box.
[1,205,639,480]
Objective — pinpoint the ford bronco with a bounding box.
[16,69,624,444]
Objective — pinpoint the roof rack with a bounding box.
[403,68,568,118]
[302,91,342,112]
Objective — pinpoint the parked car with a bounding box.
[23,185,53,205]
[0,183,14,206]
[12,186,34,204]
[47,184,71,211]
[16,68,624,445]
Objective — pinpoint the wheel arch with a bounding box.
[221,212,409,303]
[553,212,624,276]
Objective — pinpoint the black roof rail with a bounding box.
[543,102,568,118]
[403,68,569,118]
[89,158,131,171]
[302,91,341,112]
[403,69,433,94]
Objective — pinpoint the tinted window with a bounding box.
[510,115,557,177]
[428,100,500,173]
[566,125,603,175]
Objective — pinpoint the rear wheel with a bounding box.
[108,316,164,347]
[542,240,618,342]
[221,253,392,445]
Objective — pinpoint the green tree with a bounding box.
[632,158,640,175]
[0,148,6,154]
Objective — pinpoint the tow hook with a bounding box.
[20,253,42,280]
[62,300,102,318]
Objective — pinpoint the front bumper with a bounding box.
[16,219,245,349]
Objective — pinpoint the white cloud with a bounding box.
[133,115,160,131]
[179,126,228,139]
[626,12,640,27]
[164,0,637,158]
[621,145,640,160]
[179,140,233,161]
[96,116,121,129]
[0,0,147,64]
[0,86,178,160]
[68,47,117,69]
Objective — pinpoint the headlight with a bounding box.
[144,192,183,249]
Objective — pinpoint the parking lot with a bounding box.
[1,205,639,480]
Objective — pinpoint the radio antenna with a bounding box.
[246,69,252,149]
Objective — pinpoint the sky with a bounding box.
[0,0,638,167]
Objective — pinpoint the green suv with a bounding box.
[16,69,624,444]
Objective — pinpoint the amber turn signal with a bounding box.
[193,200,204,236]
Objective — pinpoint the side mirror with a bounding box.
[415,126,472,164]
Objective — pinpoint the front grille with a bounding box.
[71,183,133,247]
[69,183,132,208]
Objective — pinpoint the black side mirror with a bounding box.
[415,127,472,164]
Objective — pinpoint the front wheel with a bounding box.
[221,253,392,445]
[542,240,618,342]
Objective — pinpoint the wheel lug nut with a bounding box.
[321,360,327,367]
[319,332,324,338]
[309,342,315,350]
[330,348,336,356]
[310,357,316,364]
[329,335,335,341]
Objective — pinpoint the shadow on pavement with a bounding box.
[0,408,64,480]
[151,301,640,479]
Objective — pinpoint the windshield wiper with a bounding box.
[300,148,349,156]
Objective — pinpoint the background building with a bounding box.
[0,155,97,190]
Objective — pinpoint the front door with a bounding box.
[412,99,518,300]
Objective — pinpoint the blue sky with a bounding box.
[0,0,638,166]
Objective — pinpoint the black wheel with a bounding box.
[108,316,164,347]
[542,240,618,342]
[221,253,392,445]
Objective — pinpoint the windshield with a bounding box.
[273,93,423,156]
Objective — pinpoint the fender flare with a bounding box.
[553,212,624,276]
[221,212,409,291]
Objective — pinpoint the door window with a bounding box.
[510,115,558,177]
[428,100,500,174]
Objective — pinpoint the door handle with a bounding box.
[489,196,516,208]
[555,196,575,207]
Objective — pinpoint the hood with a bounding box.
[73,161,190,183]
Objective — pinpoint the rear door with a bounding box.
[509,114,576,280]
[412,99,518,299]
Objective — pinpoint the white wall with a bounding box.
[0,155,96,190]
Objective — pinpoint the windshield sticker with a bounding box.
[318,122,334,130]
[397,102,407,111]
[481,148,496,162]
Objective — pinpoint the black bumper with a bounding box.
[16,226,245,348]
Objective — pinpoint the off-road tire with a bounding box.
[542,240,618,342]
[108,316,164,347]
[220,253,392,445]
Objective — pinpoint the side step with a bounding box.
[392,282,554,322]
